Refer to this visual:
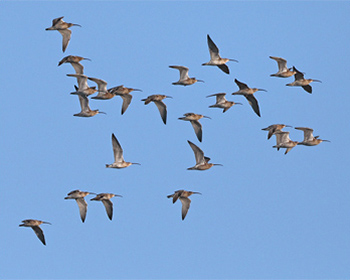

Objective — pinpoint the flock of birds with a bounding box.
[19,16,329,245]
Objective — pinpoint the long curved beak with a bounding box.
[322,140,331,142]
[229,59,239,63]
[42,221,52,225]
[73,24,82,27]
[99,111,107,115]
[258,89,267,92]
[83,58,92,61]
[285,125,293,128]
[114,194,123,198]
[197,80,205,83]
[132,162,141,165]
[203,116,211,119]
[213,164,223,166]
[165,95,173,99]
[88,192,97,195]
[234,102,243,105]
[313,79,322,83]
[193,192,202,195]
[132,89,142,92]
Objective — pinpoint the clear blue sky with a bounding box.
[1,1,349,279]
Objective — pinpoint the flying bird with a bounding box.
[273,131,299,154]
[106,133,140,168]
[167,190,201,220]
[169,65,204,86]
[58,55,91,74]
[88,77,115,100]
[202,34,238,74]
[65,190,95,222]
[19,219,51,245]
[178,113,211,142]
[109,85,142,115]
[141,94,172,124]
[295,127,330,146]
[45,16,81,52]
[286,66,321,93]
[269,56,296,78]
[232,79,266,117]
[187,140,222,170]
[90,193,122,220]
[67,74,97,96]
[206,93,242,113]
[262,124,293,140]
[73,94,106,117]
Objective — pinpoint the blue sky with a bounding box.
[1,1,349,279]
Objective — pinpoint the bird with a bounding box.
[286,66,322,93]
[106,133,140,168]
[262,124,293,140]
[202,34,238,74]
[45,16,81,52]
[141,94,172,124]
[206,93,242,113]
[73,94,106,117]
[232,79,267,117]
[169,65,204,86]
[294,127,330,146]
[19,219,51,245]
[187,140,222,170]
[269,56,296,78]
[88,77,115,100]
[58,55,91,74]
[108,85,142,115]
[65,190,95,222]
[167,190,201,220]
[272,131,299,154]
[90,193,122,220]
[178,113,211,142]
[67,74,97,96]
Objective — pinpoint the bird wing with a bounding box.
[78,95,91,112]
[52,16,64,26]
[32,226,46,245]
[295,127,314,142]
[270,56,288,72]
[245,95,261,117]
[293,67,305,80]
[58,29,71,52]
[302,85,312,94]
[207,34,220,60]
[190,120,203,142]
[234,79,249,90]
[111,133,124,162]
[217,64,230,74]
[102,199,113,220]
[70,62,84,75]
[154,100,167,124]
[170,65,189,80]
[88,77,108,92]
[187,140,205,164]
[180,197,191,220]
[76,198,88,223]
[120,93,133,115]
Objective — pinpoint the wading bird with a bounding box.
[90,193,122,220]
[58,55,90,74]
[178,113,211,142]
[109,85,142,115]
[88,77,115,100]
[273,131,299,154]
[169,65,204,86]
[232,79,266,117]
[262,124,293,140]
[106,133,140,168]
[67,74,97,96]
[206,93,242,113]
[187,140,222,170]
[269,56,296,78]
[286,66,321,93]
[202,34,238,74]
[167,190,201,220]
[141,94,172,124]
[295,127,330,146]
[19,219,51,245]
[65,190,95,222]
[45,16,81,52]
[73,94,106,117]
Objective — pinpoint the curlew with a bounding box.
[232,79,266,117]
[167,190,201,220]
[45,16,81,52]
[19,219,51,245]
[295,127,330,146]
[58,55,90,74]
[206,93,242,113]
[187,140,222,170]
[286,66,321,93]
[141,94,172,124]
[106,133,140,169]
[273,131,299,154]
[67,74,97,96]
[73,94,106,117]
[269,56,296,78]
[262,124,293,140]
[65,190,95,223]
[178,113,211,142]
[169,65,204,86]
[109,85,142,115]
[90,193,122,220]
[202,34,238,74]
[88,77,115,100]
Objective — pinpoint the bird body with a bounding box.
[207,93,242,113]
[108,85,142,115]
[273,131,298,154]
[90,193,122,220]
[269,56,296,77]
[65,190,95,222]
[262,124,292,140]
[19,219,51,245]
[167,190,201,220]
[286,66,321,93]
[88,77,115,100]
[187,140,222,170]
[295,127,330,146]
[106,133,140,168]
[169,65,204,86]
[142,94,172,124]
[202,34,238,74]
[178,113,210,142]
[58,55,90,74]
